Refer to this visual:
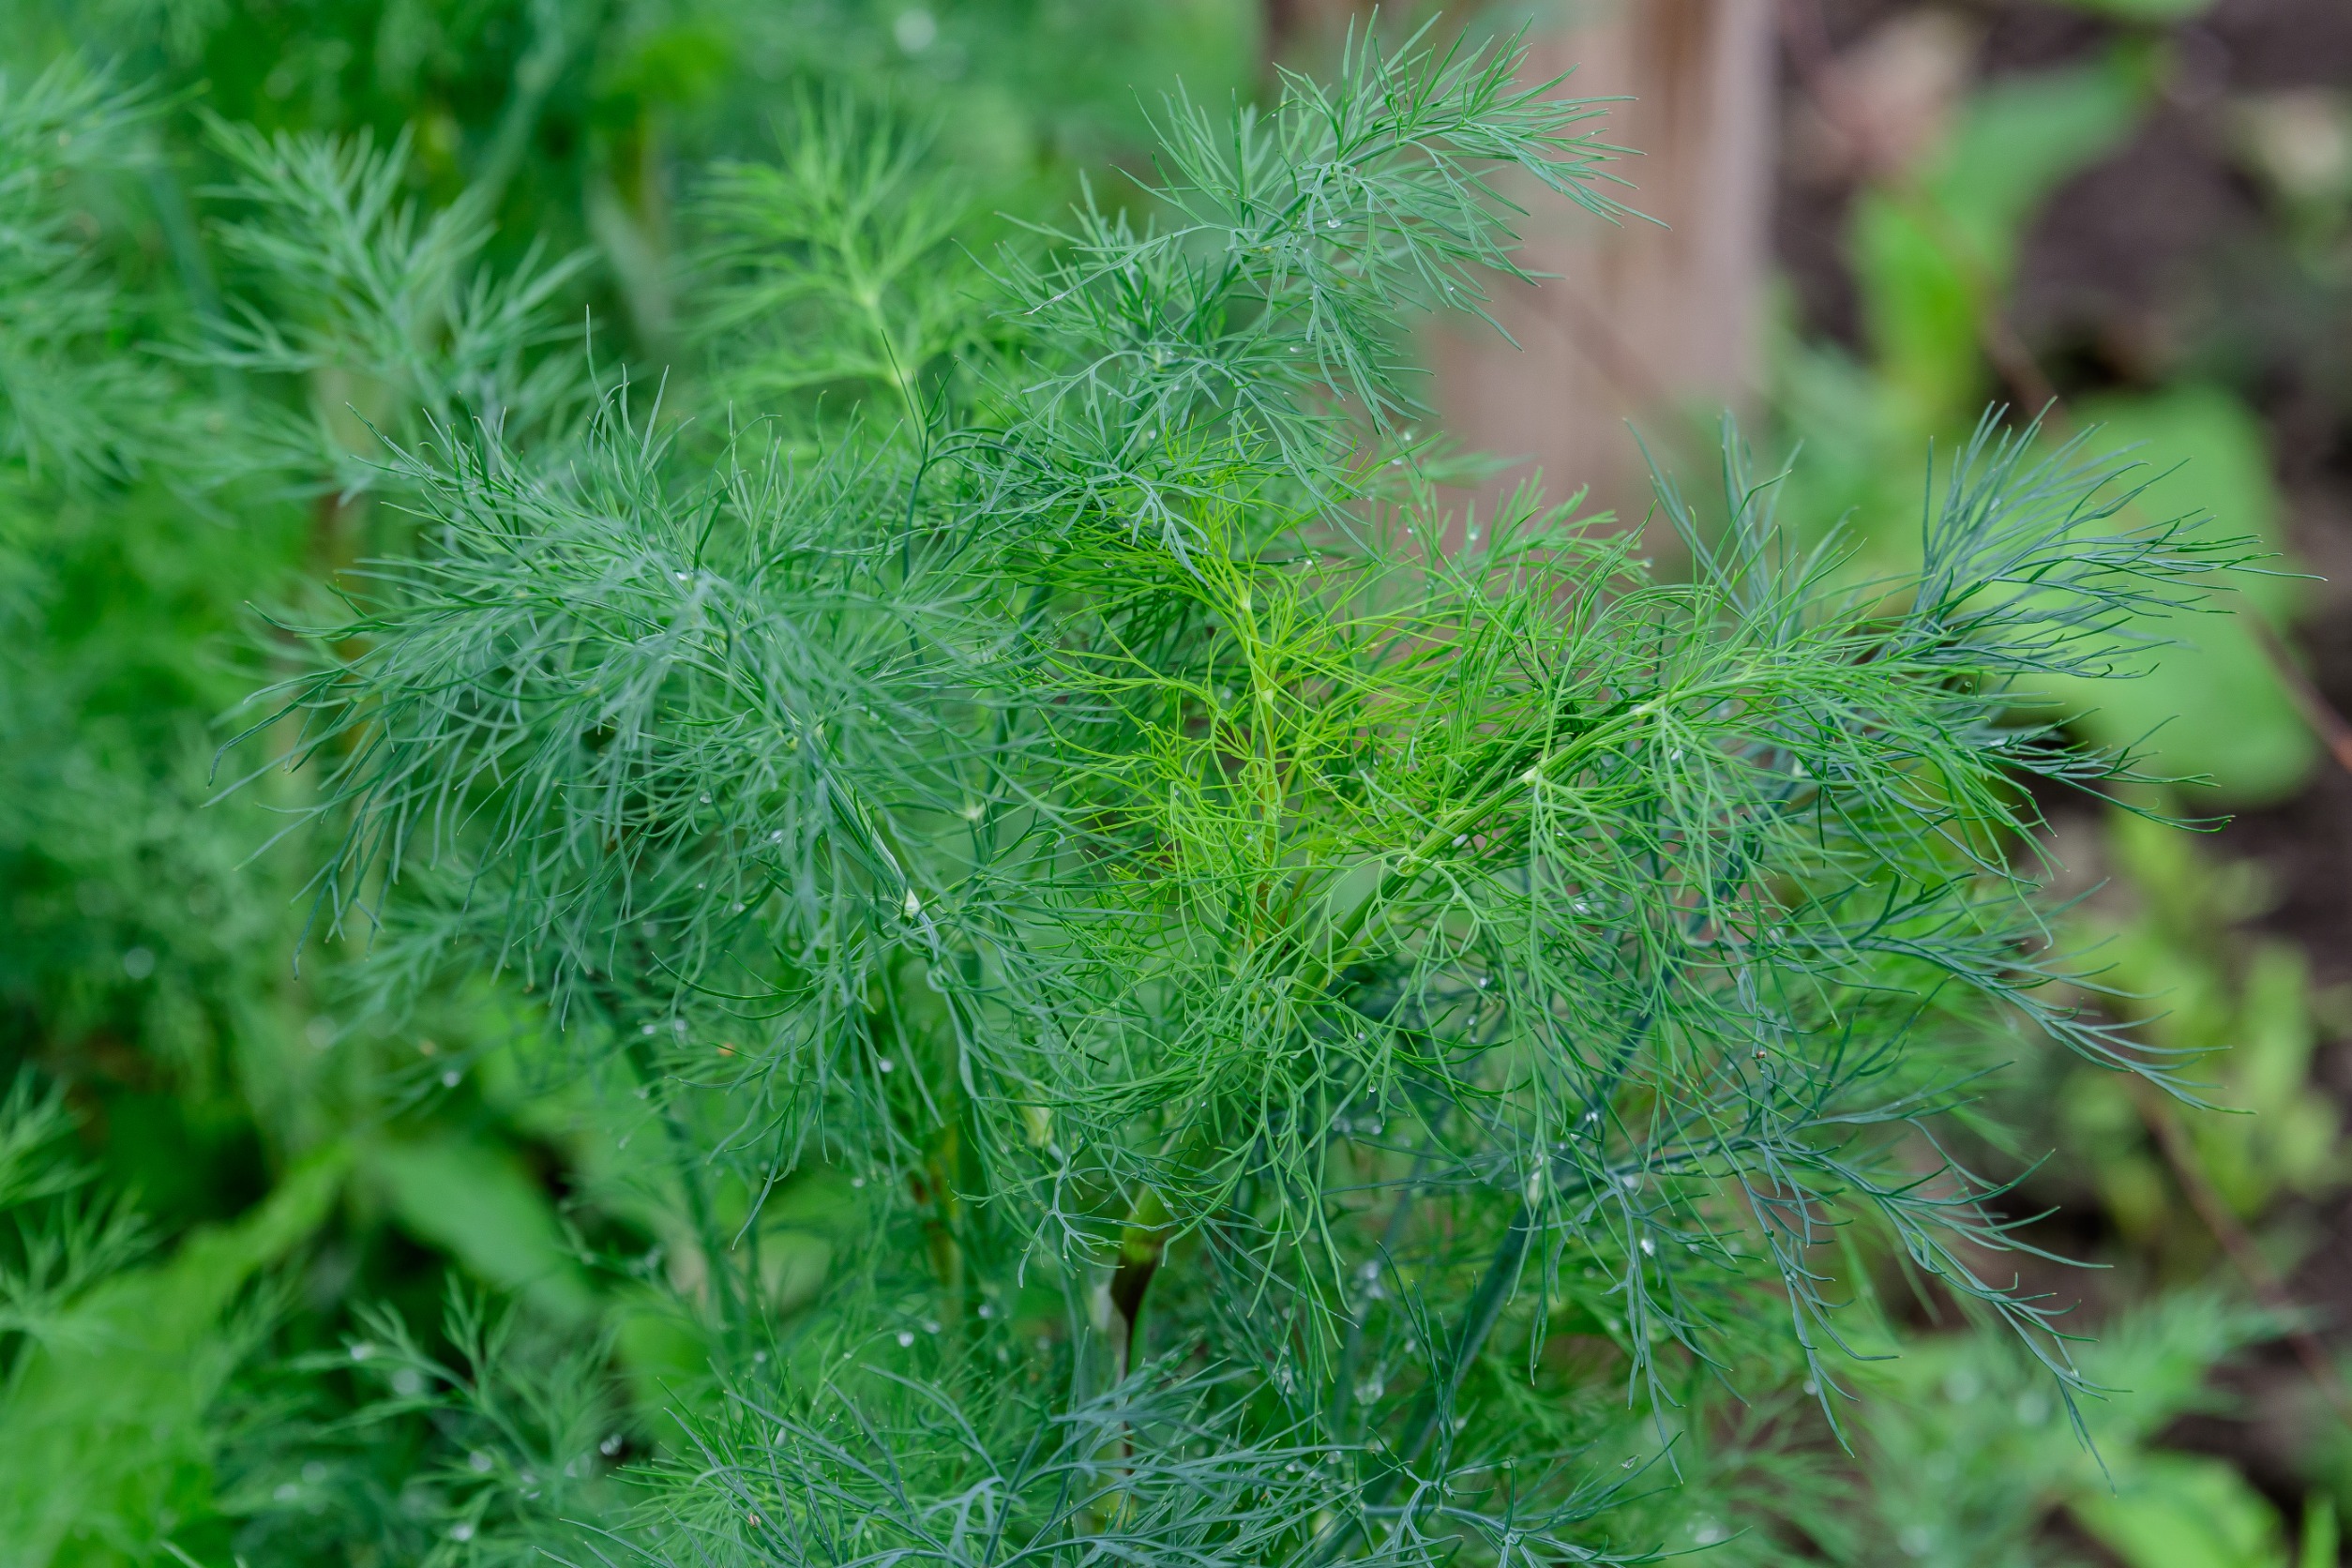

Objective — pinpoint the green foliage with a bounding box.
[1760,29,2349,1564]
[0,1075,149,1375]
[0,6,1258,1562]
[0,66,177,492]
[1777,52,2317,806]
[2051,0,2219,23]
[219,1287,634,1565]
[2057,811,2343,1242]
[0,6,2326,1567]
[1772,47,2145,605]
[2075,1455,2300,1568]
[2033,387,2313,802]
[227,22,2260,1568]
[366,1138,598,1325]
[1843,1290,2284,1568]
[692,96,999,423]
[0,1097,343,1568]
[1849,55,2147,433]
[200,113,594,489]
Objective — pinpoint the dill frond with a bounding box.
[240,24,2247,1566]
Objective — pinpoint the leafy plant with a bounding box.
[0,1071,342,1567]
[216,22,2272,1566]
[2056,809,2343,1244]
[1843,1290,2323,1568]
[0,7,2322,1565]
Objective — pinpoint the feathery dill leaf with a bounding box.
[197,116,593,494]
[0,65,173,490]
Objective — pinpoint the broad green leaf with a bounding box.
[1854,58,2148,429]
[2074,1454,2290,1568]
[366,1138,598,1325]
[2041,385,2314,803]
[612,1297,715,1415]
[2301,1500,2339,1568]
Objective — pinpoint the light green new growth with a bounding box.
[224,23,2244,1567]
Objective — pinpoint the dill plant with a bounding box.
[239,24,2245,1566]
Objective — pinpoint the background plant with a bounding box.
[1763,1,2352,1560]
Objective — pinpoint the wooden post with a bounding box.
[1429,0,1775,531]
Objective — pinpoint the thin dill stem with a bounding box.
[1309,1199,1535,1568]
[1392,1199,1535,1477]
[1332,1140,1438,1437]
[622,1032,746,1336]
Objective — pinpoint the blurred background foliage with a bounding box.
[1766,0,2352,1561]
[3,0,2352,1563]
